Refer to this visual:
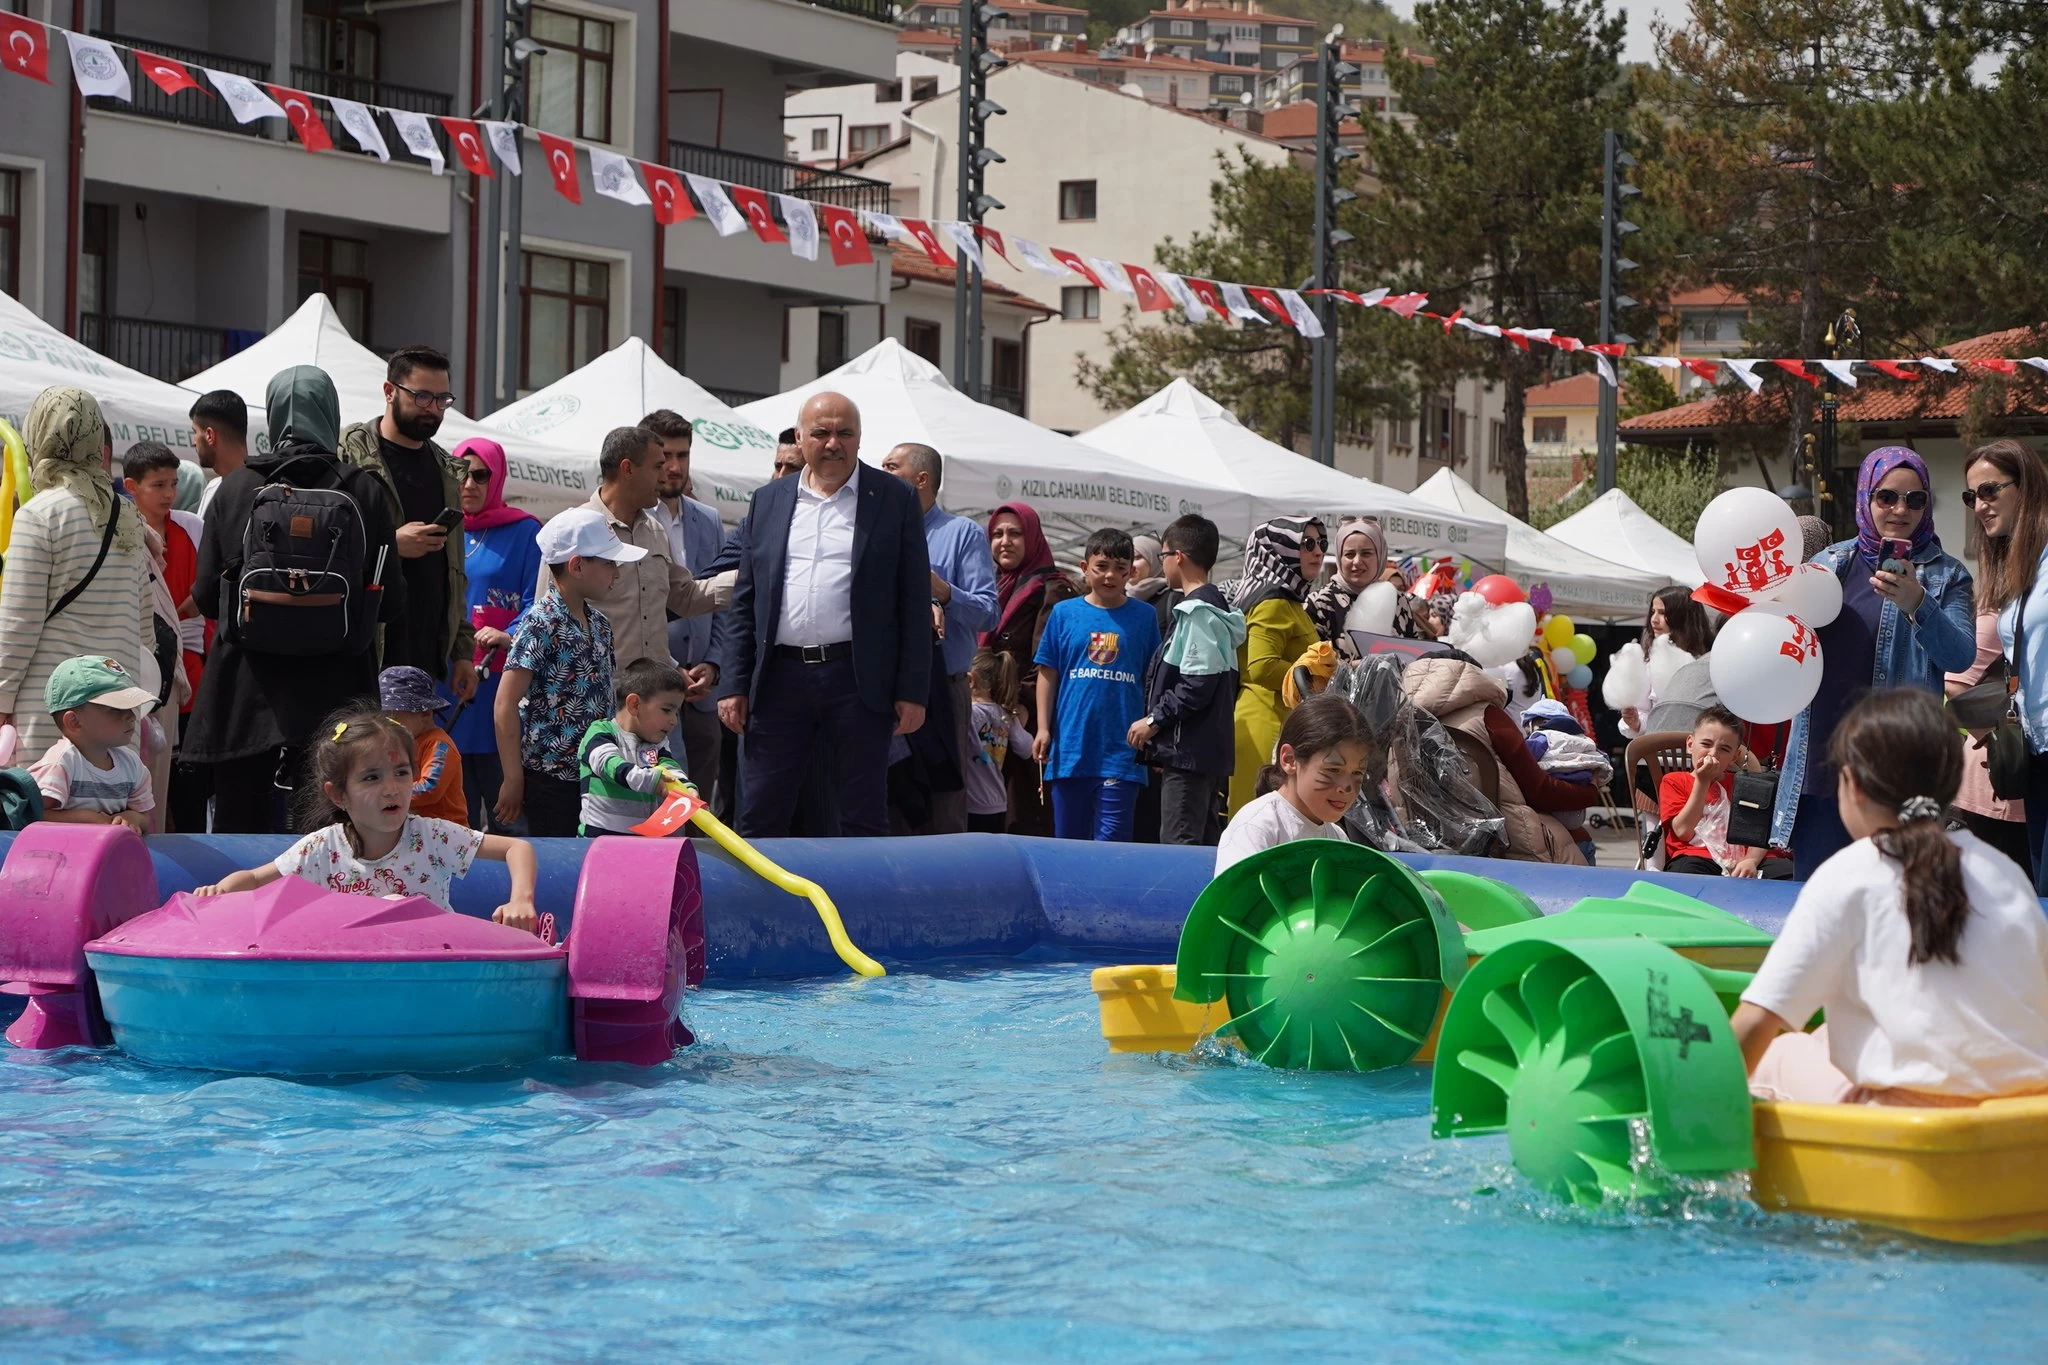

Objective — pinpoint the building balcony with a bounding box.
[78,314,251,384]
[800,0,897,19]
[666,141,893,217]
[88,33,269,139]
[290,67,453,160]
[702,384,773,408]
[985,383,1025,416]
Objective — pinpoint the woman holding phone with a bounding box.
[1768,446,1976,876]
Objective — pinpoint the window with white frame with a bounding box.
[1276,26,1301,41]
[848,124,890,156]
[810,127,829,152]
[522,251,609,390]
[1044,15,1066,30]
[1531,416,1567,444]
[1169,19,1193,36]
[530,7,615,143]
[1061,286,1099,320]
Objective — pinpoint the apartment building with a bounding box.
[0,0,896,412]
[1011,45,1252,111]
[896,0,1091,53]
[1256,39,1430,115]
[786,52,958,168]
[1661,286,1751,396]
[1127,0,1315,71]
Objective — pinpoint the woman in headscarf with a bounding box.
[0,387,154,757]
[183,366,406,833]
[1769,446,1975,875]
[1127,531,1172,633]
[1305,516,1432,654]
[450,436,543,827]
[981,501,1078,834]
[1228,515,1327,814]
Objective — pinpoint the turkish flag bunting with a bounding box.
[1501,328,1533,352]
[1552,334,1584,352]
[727,185,786,244]
[1050,249,1101,287]
[1683,359,1720,382]
[1586,342,1626,357]
[975,225,1011,265]
[264,86,334,152]
[820,205,873,266]
[138,52,202,95]
[1439,306,1465,334]
[643,164,693,225]
[441,117,493,177]
[1245,287,1291,322]
[0,15,51,82]
[1772,359,1819,386]
[900,218,953,265]
[1126,266,1171,313]
[537,132,581,202]
[1972,357,2019,375]
[1868,360,1920,381]
[1186,279,1228,318]
[1382,292,1429,319]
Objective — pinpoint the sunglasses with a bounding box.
[1961,479,2015,508]
[1870,488,1928,511]
[463,466,491,484]
[394,381,458,410]
[1299,537,1326,551]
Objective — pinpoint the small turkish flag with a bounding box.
[900,218,954,265]
[975,224,1011,266]
[1973,357,2019,376]
[643,164,693,225]
[1186,278,1227,318]
[138,52,202,96]
[1772,358,1819,386]
[0,15,51,83]
[1126,265,1171,313]
[1869,360,1920,382]
[820,205,873,266]
[266,85,333,153]
[538,132,580,202]
[1683,359,1720,382]
[441,117,493,178]
[1050,249,1102,288]
[1383,292,1429,319]
[1586,341,1627,357]
[727,185,785,244]
[1245,286,1290,322]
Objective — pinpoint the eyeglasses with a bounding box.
[393,382,458,411]
[1299,537,1326,551]
[1870,488,1928,511]
[463,466,491,484]
[1961,479,2015,508]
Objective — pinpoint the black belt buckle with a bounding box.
[799,643,831,664]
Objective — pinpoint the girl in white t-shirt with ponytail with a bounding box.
[1735,688,2048,1106]
[1214,693,1370,875]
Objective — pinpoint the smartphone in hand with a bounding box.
[1881,537,1912,576]
[432,506,465,534]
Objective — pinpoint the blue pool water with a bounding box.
[1,963,2041,1359]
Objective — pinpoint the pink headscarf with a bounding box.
[456,437,538,532]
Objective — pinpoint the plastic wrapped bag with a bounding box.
[1330,655,1507,857]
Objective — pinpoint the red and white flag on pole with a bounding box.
[267,86,334,152]
[644,164,693,225]
[819,205,873,266]
[0,15,50,83]
[442,117,493,177]
[727,185,786,244]
[137,51,201,96]
[64,32,130,100]
[538,132,580,202]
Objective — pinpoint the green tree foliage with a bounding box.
[1528,445,1721,536]
[1076,151,1420,453]
[1359,0,1631,519]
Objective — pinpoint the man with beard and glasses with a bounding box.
[338,345,476,701]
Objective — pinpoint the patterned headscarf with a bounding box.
[25,385,140,555]
[1229,515,1324,610]
[1305,516,1393,640]
[1855,445,1938,565]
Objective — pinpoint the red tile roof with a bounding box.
[1668,286,1750,308]
[1527,373,1600,407]
[890,243,1056,312]
[1256,102,1363,140]
[1015,47,1242,74]
[1619,325,2048,436]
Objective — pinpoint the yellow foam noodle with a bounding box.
[1751,1094,2048,1244]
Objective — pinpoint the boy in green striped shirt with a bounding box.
[578,657,692,836]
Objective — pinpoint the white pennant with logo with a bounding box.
[1221,283,1268,324]
[64,33,131,101]
[1089,259,1134,295]
[1011,238,1067,278]
[683,175,746,237]
[939,221,984,273]
[328,98,389,161]
[481,120,522,175]
[777,195,819,262]
[388,110,445,174]
[588,149,651,206]
[1158,273,1205,325]
[1278,289,1325,339]
[204,67,284,123]
[1725,359,1765,393]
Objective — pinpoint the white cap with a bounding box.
[537,507,649,566]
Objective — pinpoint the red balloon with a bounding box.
[1473,574,1525,606]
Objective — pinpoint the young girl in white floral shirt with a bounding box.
[197,710,541,933]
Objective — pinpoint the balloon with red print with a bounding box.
[1761,560,1843,627]
[1708,602,1824,724]
[1694,487,1802,598]
[1473,574,1525,606]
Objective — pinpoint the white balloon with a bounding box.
[1551,647,1578,674]
[1344,581,1400,636]
[1695,487,1802,597]
[1764,560,1843,627]
[1708,602,1823,725]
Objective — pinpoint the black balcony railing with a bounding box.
[290,67,452,160]
[78,314,241,383]
[89,33,271,138]
[666,140,892,217]
[701,385,772,408]
[986,383,1025,416]
[798,0,897,22]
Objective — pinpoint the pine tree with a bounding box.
[1359,0,1630,519]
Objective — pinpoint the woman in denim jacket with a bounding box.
[1770,447,1976,876]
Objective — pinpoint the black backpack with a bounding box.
[230,455,375,657]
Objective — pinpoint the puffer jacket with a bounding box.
[1401,655,1588,865]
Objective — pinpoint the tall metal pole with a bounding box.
[953,3,973,393]
[477,0,505,412]
[1816,307,1858,536]
[502,5,528,401]
[1310,41,1333,467]
[1596,128,1619,494]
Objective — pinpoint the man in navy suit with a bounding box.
[716,391,932,838]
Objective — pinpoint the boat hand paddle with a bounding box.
[633,784,885,978]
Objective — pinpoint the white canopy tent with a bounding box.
[479,337,778,523]
[0,288,211,460]
[182,294,600,517]
[1546,488,1706,587]
[1079,378,1507,566]
[1411,468,1668,620]
[738,341,1253,556]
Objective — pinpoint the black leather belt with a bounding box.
[775,641,853,664]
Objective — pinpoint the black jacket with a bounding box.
[184,448,405,761]
[716,465,932,717]
[1143,583,1240,779]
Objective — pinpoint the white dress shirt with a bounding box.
[776,463,859,647]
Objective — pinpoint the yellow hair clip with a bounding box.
[333,721,349,742]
